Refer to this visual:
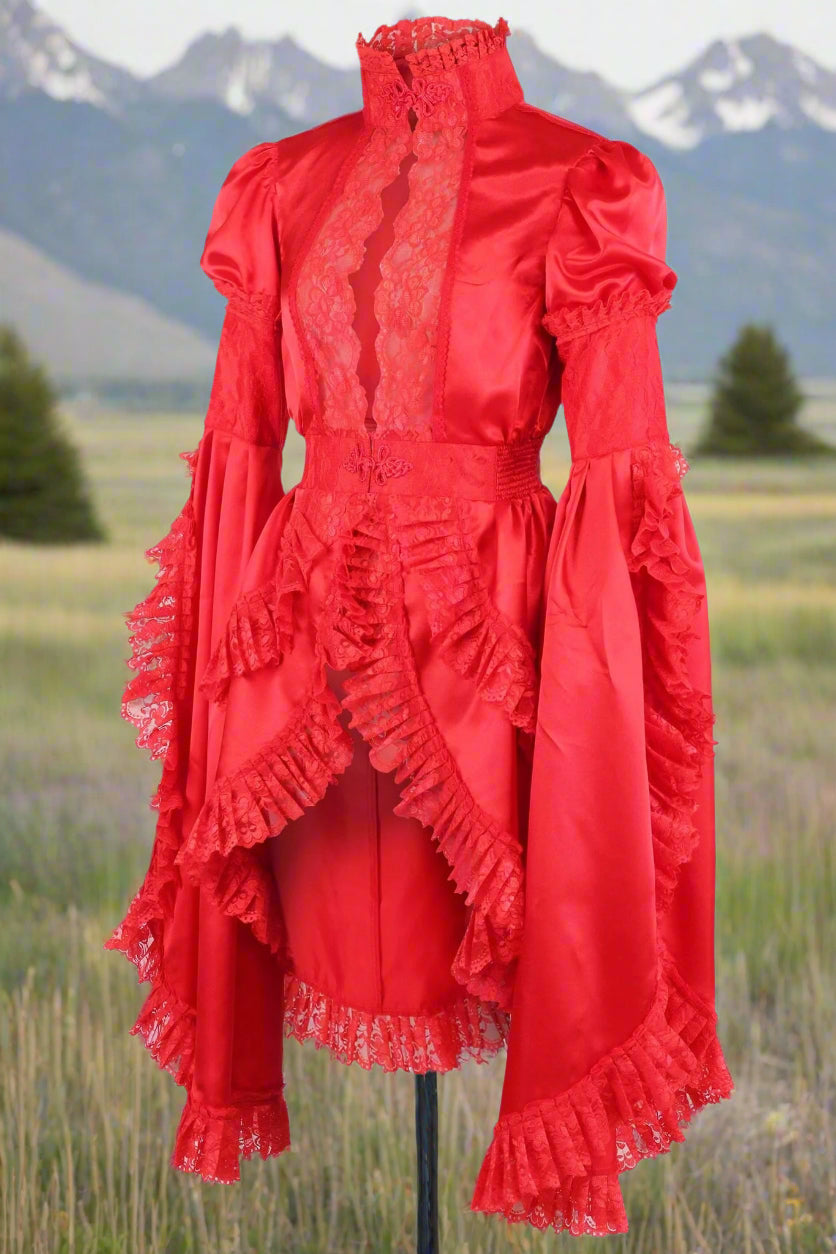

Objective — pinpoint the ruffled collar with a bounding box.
[356,15,524,132]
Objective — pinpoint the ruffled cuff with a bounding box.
[542,283,675,348]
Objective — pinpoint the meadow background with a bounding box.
[0,384,834,1253]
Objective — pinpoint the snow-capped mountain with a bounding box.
[629,34,836,149]
[0,0,143,109]
[2,0,835,149]
[146,27,360,129]
[1,2,835,380]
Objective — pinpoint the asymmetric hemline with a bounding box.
[106,10,733,1236]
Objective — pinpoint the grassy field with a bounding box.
[1,388,835,1253]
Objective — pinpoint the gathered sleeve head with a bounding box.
[542,139,678,460]
[199,141,287,447]
[200,140,282,325]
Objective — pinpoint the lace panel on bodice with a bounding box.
[293,104,468,440]
[371,112,466,438]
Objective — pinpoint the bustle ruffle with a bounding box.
[110,468,538,1181]
[198,490,539,735]
[196,494,330,704]
[316,495,526,1009]
[179,491,527,1015]
[469,437,732,1235]
[174,675,355,955]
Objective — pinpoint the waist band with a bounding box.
[299,429,544,501]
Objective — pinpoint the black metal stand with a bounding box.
[414,1071,439,1253]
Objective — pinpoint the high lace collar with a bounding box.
[356,15,524,132]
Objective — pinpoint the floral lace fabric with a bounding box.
[293,54,469,439]
[120,447,199,765]
[106,17,733,1214]
[199,486,539,735]
[371,112,467,437]
[471,940,733,1235]
[293,126,411,433]
[282,970,509,1073]
[178,487,529,1015]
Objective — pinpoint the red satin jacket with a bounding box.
[105,13,734,1237]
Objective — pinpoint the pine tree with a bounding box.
[695,322,832,457]
[0,322,106,543]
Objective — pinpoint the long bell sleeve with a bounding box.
[105,140,292,1178]
[471,138,734,1235]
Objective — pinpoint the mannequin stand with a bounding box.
[414,1072,439,1253]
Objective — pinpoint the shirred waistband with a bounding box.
[299,429,544,501]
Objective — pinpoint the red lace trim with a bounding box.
[319,494,525,1009]
[172,1089,290,1184]
[198,498,331,703]
[211,277,282,328]
[470,437,728,1233]
[293,126,411,433]
[282,971,509,1073]
[397,496,539,734]
[371,118,467,437]
[107,449,202,1092]
[185,491,526,1013]
[201,491,539,735]
[174,674,355,954]
[121,964,512,1184]
[359,16,510,71]
[470,941,734,1235]
[627,440,718,917]
[105,769,194,1091]
[542,285,674,348]
[126,974,195,1087]
[121,447,199,763]
[106,817,190,1096]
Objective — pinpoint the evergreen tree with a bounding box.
[695,322,832,457]
[0,322,106,543]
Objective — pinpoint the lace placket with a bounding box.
[369,77,467,440]
[291,22,485,443]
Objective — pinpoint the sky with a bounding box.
[37,0,836,90]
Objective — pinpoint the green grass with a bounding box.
[1,393,835,1252]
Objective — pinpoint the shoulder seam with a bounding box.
[514,101,608,143]
[272,109,364,158]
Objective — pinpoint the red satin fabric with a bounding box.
[105,13,733,1235]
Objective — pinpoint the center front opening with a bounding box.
[348,58,419,433]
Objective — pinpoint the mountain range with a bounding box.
[0,0,834,389]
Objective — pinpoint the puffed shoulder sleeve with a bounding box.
[196,139,286,449]
[117,137,287,743]
[471,138,733,1236]
[543,138,676,343]
[542,137,678,458]
[107,141,289,1100]
[200,140,282,318]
